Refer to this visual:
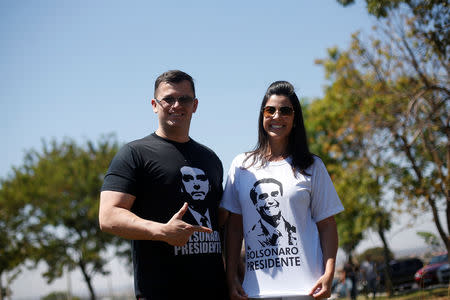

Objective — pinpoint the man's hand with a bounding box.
[161,202,212,246]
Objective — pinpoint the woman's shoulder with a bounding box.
[231,152,250,167]
[306,155,327,173]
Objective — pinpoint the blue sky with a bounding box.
[1,1,439,298]
[1,0,376,180]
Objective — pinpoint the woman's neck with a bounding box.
[267,140,289,161]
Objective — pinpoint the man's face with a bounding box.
[254,182,282,219]
[152,80,198,132]
[180,166,209,201]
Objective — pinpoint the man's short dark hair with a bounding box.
[249,178,283,204]
[154,70,195,97]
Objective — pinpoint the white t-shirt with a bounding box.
[220,154,344,298]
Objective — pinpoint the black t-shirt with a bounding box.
[101,133,227,299]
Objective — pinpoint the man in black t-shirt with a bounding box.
[99,70,228,300]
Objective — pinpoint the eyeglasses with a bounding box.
[154,96,196,107]
[262,106,294,118]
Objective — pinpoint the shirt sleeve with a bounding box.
[220,155,243,214]
[101,144,140,196]
[310,157,344,222]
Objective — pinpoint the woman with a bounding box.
[221,81,344,300]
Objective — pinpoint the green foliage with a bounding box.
[41,291,81,300]
[318,1,449,255]
[0,134,128,299]
[337,0,449,67]
[416,231,443,252]
[0,169,39,294]
[356,247,394,264]
[305,54,391,260]
[336,0,403,17]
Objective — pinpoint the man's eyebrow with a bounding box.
[196,174,207,180]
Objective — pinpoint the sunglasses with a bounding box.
[155,96,196,107]
[262,106,294,117]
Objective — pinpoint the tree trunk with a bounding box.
[422,130,450,257]
[446,129,450,260]
[0,272,3,300]
[347,251,353,265]
[78,260,96,300]
[378,227,394,297]
[400,133,450,256]
[427,194,450,255]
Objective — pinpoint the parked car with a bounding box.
[437,263,450,284]
[378,258,424,291]
[415,253,449,287]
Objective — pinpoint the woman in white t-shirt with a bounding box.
[221,81,344,300]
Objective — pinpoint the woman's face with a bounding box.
[262,95,294,144]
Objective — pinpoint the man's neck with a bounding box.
[155,128,190,143]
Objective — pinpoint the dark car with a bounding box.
[437,262,450,283]
[414,253,448,287]
[378,258,424,291]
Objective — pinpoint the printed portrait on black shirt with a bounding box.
[180,166,212,228]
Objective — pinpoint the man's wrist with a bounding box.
[147,221,165,241]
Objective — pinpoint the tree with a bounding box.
[416,231,444,252]
[0,169,38,299]
[41,291,81,300]
[0,135,128,300]
[309,1,448,294]
[357,247,394,264]
[305,50,397,294]
[305,100,377,262]
[329,2,449,253]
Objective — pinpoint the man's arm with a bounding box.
[309,215,339,299]
[99,190,212,246]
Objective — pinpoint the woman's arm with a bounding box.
[309,215,338,299]
[226,212,248,300]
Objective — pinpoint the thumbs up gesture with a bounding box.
[161,202,212,246]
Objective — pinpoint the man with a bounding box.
[360,255,378,299]
[246,178,297,250]
[99,70,227,300]
[180,166,212,228]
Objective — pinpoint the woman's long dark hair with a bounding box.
[244,81,314,175]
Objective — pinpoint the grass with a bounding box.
[356,285,450,300]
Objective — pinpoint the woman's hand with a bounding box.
[308,272,333,299]
[310,216,338,299]
[228,276,248,300]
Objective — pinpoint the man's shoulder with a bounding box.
[124,133,173,154]
[127,133,157,147]
[189,138,222,162]
[112,134,163,162]
[190,138,215,152]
